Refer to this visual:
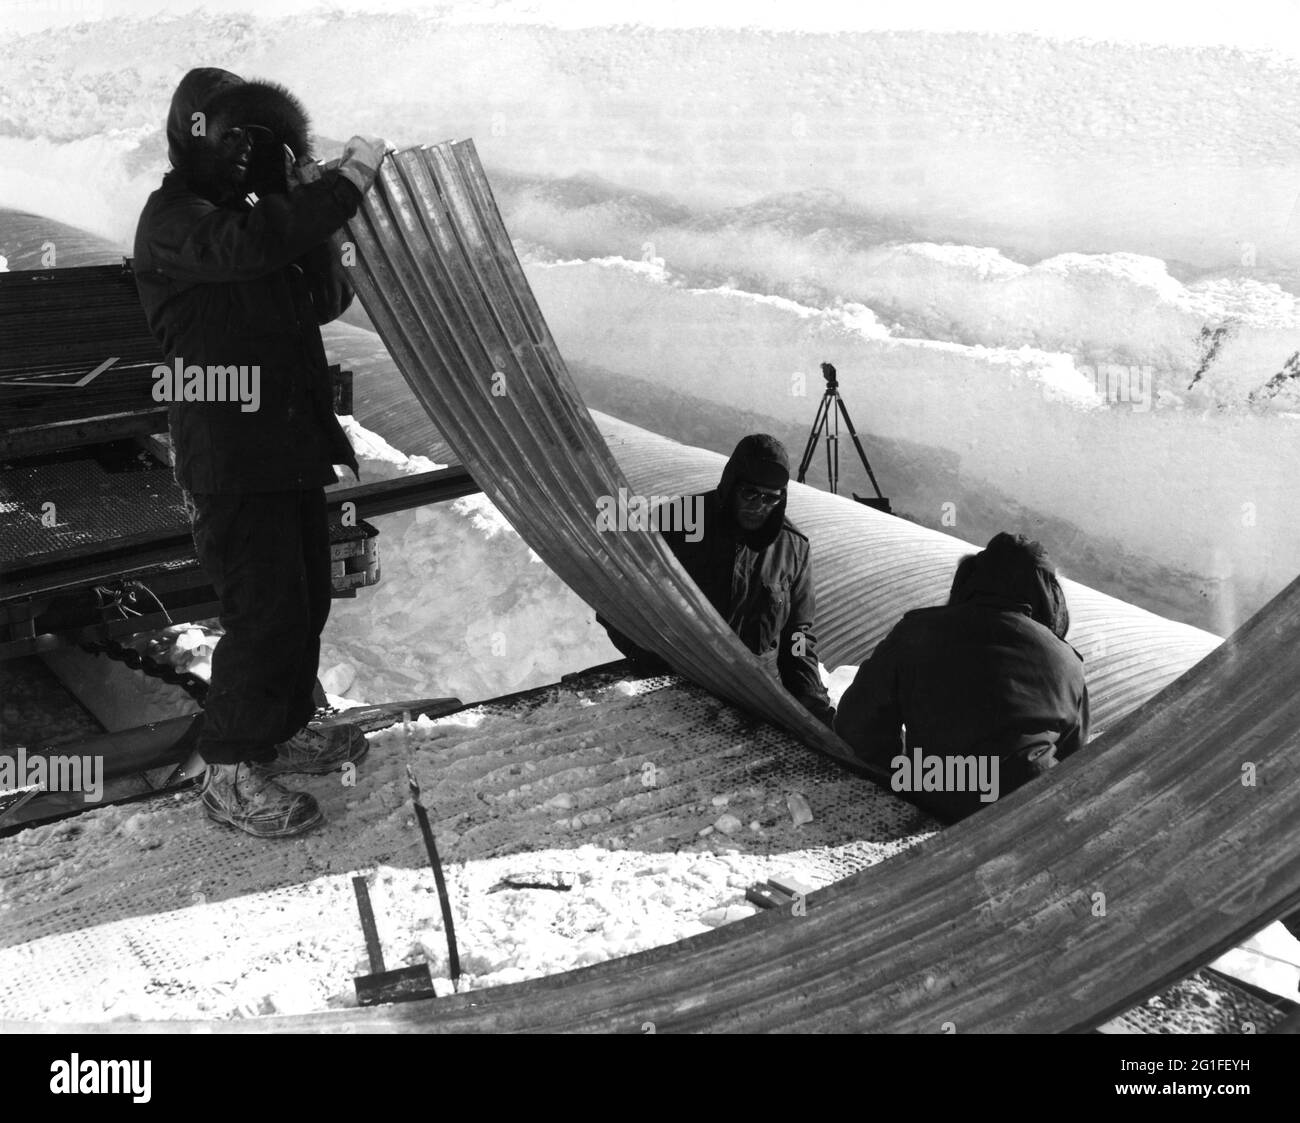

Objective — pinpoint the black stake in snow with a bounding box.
[407,763,461,991]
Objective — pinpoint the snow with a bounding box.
[5,17,1300,268]
[319,416,621,705]
[1212,923,1300,1001]
[0,845,842,1021]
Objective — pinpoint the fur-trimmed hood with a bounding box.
[166,67,314,193]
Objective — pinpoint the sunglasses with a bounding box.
[216,123,275,152]
[737,484,784,507]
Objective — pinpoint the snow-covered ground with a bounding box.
[0,847,838,1020]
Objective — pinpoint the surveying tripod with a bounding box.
[795,362,890,512]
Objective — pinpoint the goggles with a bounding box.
[736,484,784,507]
[216,123,275,153]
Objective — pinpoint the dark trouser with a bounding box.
[188,489,332,765]
[899,735,1063,825]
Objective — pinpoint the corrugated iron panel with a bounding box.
[337,142,861,769]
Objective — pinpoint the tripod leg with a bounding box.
[835,396,886,500]
[796,394,832,483]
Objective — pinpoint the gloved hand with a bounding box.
[285,144,323,188]
[338,135,388,196]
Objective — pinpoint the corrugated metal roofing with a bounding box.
[337,141,863,771]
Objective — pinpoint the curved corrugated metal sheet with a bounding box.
[336,141,861,770]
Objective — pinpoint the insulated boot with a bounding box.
[201,761,323,838]
[264,722,369,775]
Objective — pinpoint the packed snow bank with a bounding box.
[503,186,1300,398]
[526,252,1300,411]
[319,417,620,705]
[0,133,141,256]
[6,17,1300,267]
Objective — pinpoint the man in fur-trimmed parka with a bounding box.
[134,67,386,837]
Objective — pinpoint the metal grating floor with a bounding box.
[0,454,185,571]
[0,668,936,1025]
[0,667,1287,1030]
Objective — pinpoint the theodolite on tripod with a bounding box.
[795,362,890,512]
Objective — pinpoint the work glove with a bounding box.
[338,135,389,196]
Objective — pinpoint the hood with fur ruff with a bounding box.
[165,67,314,195]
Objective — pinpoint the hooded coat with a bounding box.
[600,435,836,725]
[133,67,363,493]
[834,533,1089,822]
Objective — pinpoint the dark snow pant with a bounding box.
[900,733,1068,825]
[187,489,331,765]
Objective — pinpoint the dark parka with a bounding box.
[133,67,362,493]
[834,534,1090,822]
[601,438,836,725]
